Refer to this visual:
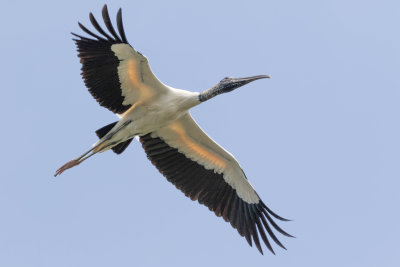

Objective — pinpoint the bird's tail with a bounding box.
[95,122,133,154]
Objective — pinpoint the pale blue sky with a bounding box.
[1,0,399,266]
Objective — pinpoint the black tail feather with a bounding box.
[95,122,133,154]
[95,121,118,139]
[111,138,133,154]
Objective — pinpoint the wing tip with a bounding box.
[102,4,123,42]
[116,7,128,43]
[261,200,292,222]
[75,5,128,44]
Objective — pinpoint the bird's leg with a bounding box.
[54,148,97,177]
[54,120,132,177]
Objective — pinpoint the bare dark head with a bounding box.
[199,75,270,102]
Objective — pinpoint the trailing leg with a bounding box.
[54,120,133,176]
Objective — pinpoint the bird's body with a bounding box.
[95,86,200,153]
[56,5,292,254]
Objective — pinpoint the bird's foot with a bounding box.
[54,159,81,177]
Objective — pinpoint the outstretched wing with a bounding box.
[139,113,292,254]
[72,5,167,114]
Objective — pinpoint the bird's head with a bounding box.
[199,75,270,102]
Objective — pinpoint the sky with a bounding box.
[1,0,400,266]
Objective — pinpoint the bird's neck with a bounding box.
[198,86,222,102]
[169,88,201,110]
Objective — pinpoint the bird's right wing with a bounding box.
[72,5,167,114]
[139,113,292,254]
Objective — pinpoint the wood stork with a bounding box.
[55,5,292,254]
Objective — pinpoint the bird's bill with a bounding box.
[233,75,271,83]
[235,75,271,82]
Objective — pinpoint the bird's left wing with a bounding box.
[72,5,167,114]
[139,113,291,254]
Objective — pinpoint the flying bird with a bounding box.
[55,5,292,254]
